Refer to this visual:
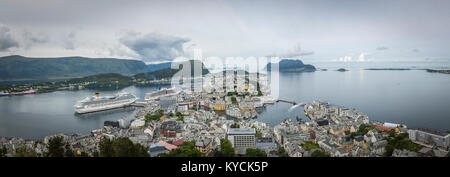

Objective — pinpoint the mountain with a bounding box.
[266,59,316,72]
[0,55,149,81]
[147,62,172,71]
[134,60,209,80]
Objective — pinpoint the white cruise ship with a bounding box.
[74,92,138,114]
[144,87,181,101]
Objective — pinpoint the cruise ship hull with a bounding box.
[75,99,136,114]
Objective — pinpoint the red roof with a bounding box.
[172,139,184,146]
[375,125,392,131]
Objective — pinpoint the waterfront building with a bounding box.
[226,128,256,155]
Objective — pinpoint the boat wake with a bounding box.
[288,104,300,112]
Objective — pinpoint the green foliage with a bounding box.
[46,136,65,157]
[160,141,203,157]
[64,144,75,157]
[13,146,36,157]
[251,126,262,138]
[231,96,237,104]
[219,139,235,157]
[68,73,133,90]
[176,111,185,121]
[145,110,164,122]
[311,150,329,157]
[0,146,7,157]
[383,133,422,157]
[345,124,374,140]
[99,137,149,157]
[230,122,240,128]
[245,148,267,157]
[278,147,288,157]
[300,141,320,151]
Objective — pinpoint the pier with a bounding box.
[276,99,305,106]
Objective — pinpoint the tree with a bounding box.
[278,147,288,157]
[219,139,235,157]
[245,148,267,157]
[311,150,329,157]
[99,137,115,157]
[64,144,75,157]
[99,137,149,157]
[230,122,240,128]
[46,136,65,157]
[13,146,36,157]
[0,146,7,157]
[161,141,203,157]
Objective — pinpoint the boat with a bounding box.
[74,92,138,114]
[21,89,36,95]
[0,91,10,96]
[144,87,181,101]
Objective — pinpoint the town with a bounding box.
[1,72,449,157]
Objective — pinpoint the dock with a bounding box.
[276,99,305,106]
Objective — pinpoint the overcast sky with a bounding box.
[0,0,449,63]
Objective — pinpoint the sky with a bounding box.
[0,0,449,64]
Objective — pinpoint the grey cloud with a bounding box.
[23,30,49,49]
[119,32,191,62]
[376,46,389,50]
[62,31,76,50]
[412,48,420,52]
[0,25,19,51]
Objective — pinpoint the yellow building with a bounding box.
[214,100,227,111]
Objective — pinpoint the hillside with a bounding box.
[147,62,172,72]
[266,59,316,72]
[0,55,149,81]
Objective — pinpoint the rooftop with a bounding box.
[227,128,256,135]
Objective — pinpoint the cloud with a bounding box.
[62,31,77,50]
[23,30,49,49]
[0,24,19,51]
[412,48,420,52]
[119,31,191,62]
[281,43,314,58]
[358,52,368,62]
[376,46,389,50]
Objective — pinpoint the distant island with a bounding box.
[365,68,411,71]
[336,68,348,72]
[266,59,316,72]
[425,69,450,74]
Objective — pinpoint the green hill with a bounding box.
[266,59,316,72]
[0,55,149,81]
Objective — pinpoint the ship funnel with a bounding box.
[95,93,99,97]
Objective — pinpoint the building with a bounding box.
[408,128,450,149]
[160,120,182,138]
[195,138,213,155]
[160,96,177,110]
[226,128,256,155]
[213,100,227,111]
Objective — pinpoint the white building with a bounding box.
[226,128,256,155]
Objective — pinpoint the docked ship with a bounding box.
[144,87,181,101]
[10,89,37,95]
[0,91,10,96]
[74,92,138,114]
